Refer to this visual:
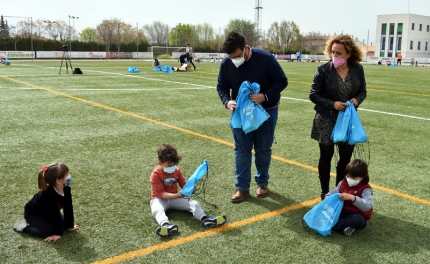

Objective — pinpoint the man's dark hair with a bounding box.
[223,31,246,54]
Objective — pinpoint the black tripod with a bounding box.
[59,45,73,74]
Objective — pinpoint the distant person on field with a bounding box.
[13,162,79,242]
[397,53,402,66]
[179,53,188,66]
[149,144,227,237]
[153,58,162,69]
[186,43,196,70]
[324,159,373,236]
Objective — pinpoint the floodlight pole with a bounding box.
[136,22,139,61]
[68,15,79,52]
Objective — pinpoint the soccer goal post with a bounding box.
[148,46,187,59]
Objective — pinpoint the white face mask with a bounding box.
[163,165,176,174]
[346,177,361,187]
[231,56,245,68]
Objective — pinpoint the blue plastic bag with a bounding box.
[230,81,270,134]
[331,101,352,143]
[180,160,208,197]
[348,104,368,144]
[128,66,140,73]
[331,100,367,144]
[303,193,344,236]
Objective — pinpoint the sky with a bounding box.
[2,0,430,45]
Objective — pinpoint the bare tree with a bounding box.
[96,19,120,51]
[143,21,169,45]
[266,20,301,53]
[96,19,145,52]
[43,20,69,41]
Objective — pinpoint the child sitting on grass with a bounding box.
[325,159,373,236]
[14,162,79,242]
[150,144,227,237]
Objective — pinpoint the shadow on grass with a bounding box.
[51,232,98,263]
[301,211,430,262]
[245,189,300,212]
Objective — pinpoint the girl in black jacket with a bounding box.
[14,162,79,242]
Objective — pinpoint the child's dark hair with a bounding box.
[38,162,69,190]
[223,31,246,54]
[157,144,182,164]
[345,159,369,184]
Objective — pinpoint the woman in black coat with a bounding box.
[309,35,367,200]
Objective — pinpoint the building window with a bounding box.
[389,23,395,34]
[410,41,413,50]
[397,36,402,50]
[396,23,403,51]
[381,36,386,50]
[425,42,428,51]
[412,23,415,30]
[419,24,422,31]
[427,25,429,32]
[418,41,421,50]
[380,23,386,52]
[397,23,403,34]
[389,36,394,50]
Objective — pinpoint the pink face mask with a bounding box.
[332,56,345,68]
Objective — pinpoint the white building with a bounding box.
[375,14,430,60]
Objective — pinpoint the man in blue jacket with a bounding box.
[216,31,288,203]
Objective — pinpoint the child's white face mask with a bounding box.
[346,177,361,187]
[163,165,176,174]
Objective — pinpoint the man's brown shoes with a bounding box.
[256,186,268,198]
[231,189,250,203]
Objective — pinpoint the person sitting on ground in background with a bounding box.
[149,144,227,237]
[152,58,161,69]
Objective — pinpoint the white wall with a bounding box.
[375,14,430,59]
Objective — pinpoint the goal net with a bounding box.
[148,46,187,59]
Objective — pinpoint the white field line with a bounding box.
[2,67,429,121]
[282,97,430,121]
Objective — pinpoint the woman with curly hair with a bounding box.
[309,35,367,200]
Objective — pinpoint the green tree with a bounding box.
[80,27,97,43]
[169,24,197,47]
[224,19,256,47]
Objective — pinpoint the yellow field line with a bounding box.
[2,74,430,263]
[92,198,320,264]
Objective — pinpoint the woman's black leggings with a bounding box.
[318,143,355,194]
